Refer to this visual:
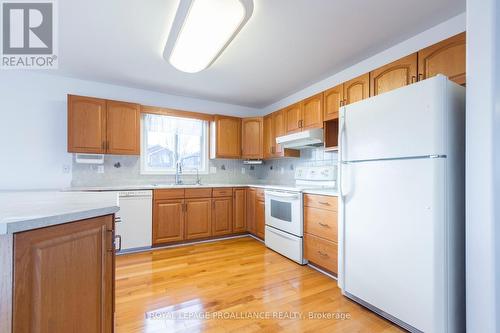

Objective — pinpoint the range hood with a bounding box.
[276,128,324,149]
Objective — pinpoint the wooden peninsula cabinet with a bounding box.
[3,215,116,333]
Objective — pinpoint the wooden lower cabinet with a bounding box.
[153,199,184,245]
[185,198,212,240]
[304,234,338,274]
[212,197,233,236]
[246,188,256,234]
[233,188,247,233]
[13,215,115,333]
[255,199,265,240]
[304,194,338,275]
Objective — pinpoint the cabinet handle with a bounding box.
[102,141,106,150]
[106,229,114,252]
[411,76,416,83]
[318,201,330,206]
[115,235,122,252]
[317,250,329,257]
[318,222,330,228]
[418,74,423,81]
[297,120,300,128]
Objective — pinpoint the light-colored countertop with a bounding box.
[65,184,339,196]
[0,191,119,235]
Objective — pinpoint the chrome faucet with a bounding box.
[175,161,183,185]
[195,168,201,185]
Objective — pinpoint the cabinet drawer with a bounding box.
[303,194,337,211]
[185,188,212,198]
[154,189,185,200]
[304,207,338,242]
[304,234,338,274]
[212,188,233,197]
[255,188,265,201]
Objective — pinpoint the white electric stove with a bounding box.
[264,165,337,264]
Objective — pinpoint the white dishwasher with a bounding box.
[114,190,152,252]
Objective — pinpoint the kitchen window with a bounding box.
[140,113,209,174]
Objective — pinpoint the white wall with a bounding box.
[261,13,466,114]
[0,72,260,190]
[466,0,500,332]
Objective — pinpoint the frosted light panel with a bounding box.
[169,0,246,73]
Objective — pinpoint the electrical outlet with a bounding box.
[241,167,246,174]
[280,167,285,174]
[210,166,217,174]
[62,164,71,174]
[97,165,104,174]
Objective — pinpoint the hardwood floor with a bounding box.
[115,237,404,333]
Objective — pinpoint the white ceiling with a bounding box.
[58,0,465,108]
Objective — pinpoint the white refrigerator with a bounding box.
[338,75,465,333]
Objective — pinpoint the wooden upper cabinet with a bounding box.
[273,110,286,156]
[106,100,140,155]
[211,115,241,159]
[323,84,343,121]
[263,115,274,159]
[241,117,263,159]
[233,188,246,233]
[13,215,114,333]
[212,197,233,236]
[68,95,107,154]
[285,103,303,134]
[343,73,370,105]
[418,32,466,85]
[370,53,417,96]
[153,199,185,245]
[302,93,324,130]
[185,198,212,240]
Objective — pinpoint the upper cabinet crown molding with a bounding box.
[418,32,466,85]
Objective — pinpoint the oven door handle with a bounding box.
[265,192,300,199]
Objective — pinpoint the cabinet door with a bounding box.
[241,117,263,159]
[418,32,466,85]
[246,189,256,234]
[233,188,246,233]
[343,73,370,105]
[13,215,114,333]
[255,199,265,240]
[67,95,107,153]
[153,199,184,245]
[302,93,324,129]
[263,115,274,159]
[106,100,140,155]
[370,53,417,96]
[273,110,286,156]
[323,84,343,121]
[212,197,233,236]
[213,116,241,158]
[185,198,212,240]
[285,103,303,134]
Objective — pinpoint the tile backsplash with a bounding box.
[71,148,338,187]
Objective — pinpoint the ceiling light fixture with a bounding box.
[164,0,254,73]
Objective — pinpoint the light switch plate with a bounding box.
[280,167,285,174]
[241,168,246,174]
[210,166,217,174]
